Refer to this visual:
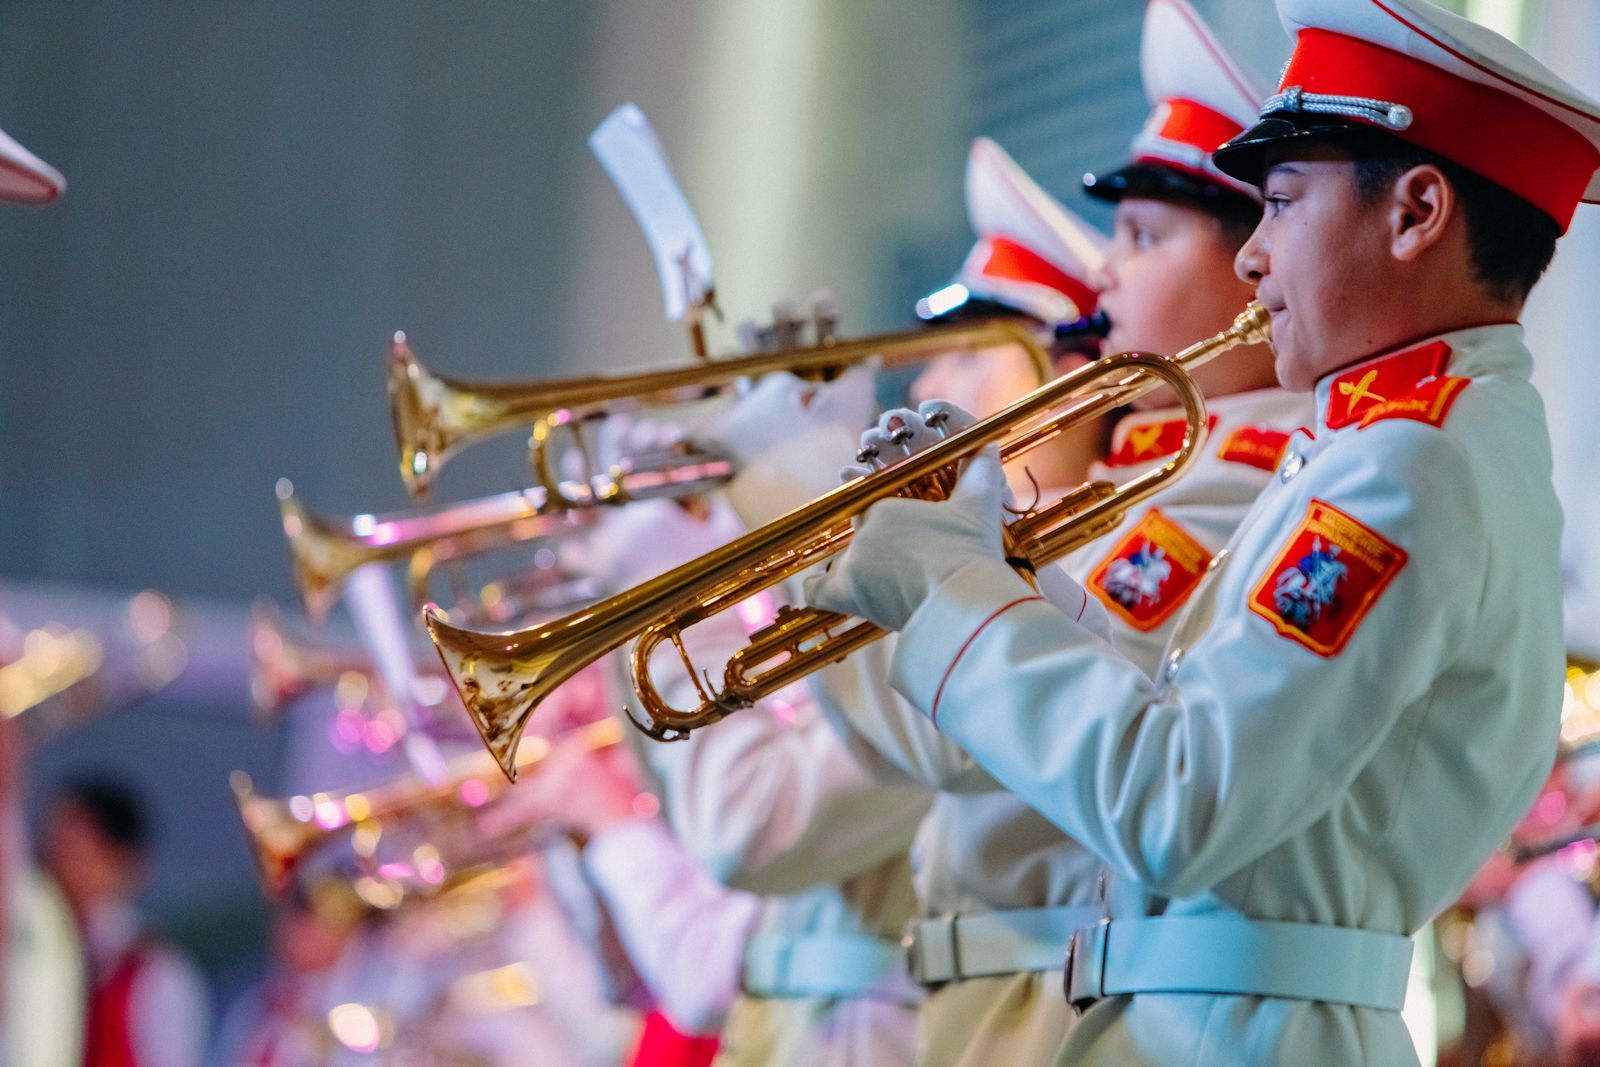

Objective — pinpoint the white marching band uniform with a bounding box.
[824,325,1567,1067]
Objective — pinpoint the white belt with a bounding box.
[1065,917,1414,1013]
[904,905,1102,985]
[741,932,917,1003]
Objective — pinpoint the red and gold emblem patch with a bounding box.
[1326,340,1470,432]
[1248,499,1408,657]
[1088,508,1212,632]
[1216,426,1292,472]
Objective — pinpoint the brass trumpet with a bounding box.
[389,319,1053,499]
[230,718,621,901]
[277,477,611,626]
[427,305,1271,780]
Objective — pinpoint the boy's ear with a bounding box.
[1387,164,1455,263]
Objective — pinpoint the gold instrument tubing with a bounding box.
[427,305,1270,781]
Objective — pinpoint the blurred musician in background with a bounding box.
[42,776,210,1067]
[805,3,1299,1063]
[213,884,365,1066]
[485,724,760,1067]
[0,119,80,1067]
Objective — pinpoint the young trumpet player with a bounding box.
[808,0,1600,1062]
[804,4,1310,1063]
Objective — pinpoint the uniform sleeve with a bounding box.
[584,817,761,1035]
[809,637,999,793]
[130,946,210,1067]
[633,599,932,895]
[888,426,1489,899]
[807,561,1113,795]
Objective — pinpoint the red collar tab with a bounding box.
[1279,29,1599,230]
[976,237,1098,314]
[1325,339,1468,431]
[1105,413,1216,468]
[1216,426,1292,472]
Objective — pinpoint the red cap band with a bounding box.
[978,237,1098,314]
[1282,29,1600,229]
[1151,98,1246,155]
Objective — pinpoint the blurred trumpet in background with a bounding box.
[0,589,187,744]
[230,717,621,906]
[388,316,1050,499]
[276,478,605,628]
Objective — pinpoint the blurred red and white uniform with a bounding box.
[79,899,210,1067]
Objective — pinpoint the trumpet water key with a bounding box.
[427,305,1271,781]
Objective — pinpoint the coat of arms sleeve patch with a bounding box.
[1087,508,1212,632]
[1248,498,1408,657]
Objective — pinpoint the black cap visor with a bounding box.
[1213,113,1389,189]
[1082,161,1245,205]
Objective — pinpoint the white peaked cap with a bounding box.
[1216,0,1600,230]
[0,125,64,204]
[1129,0,1271,199]
[924,137,1104,327]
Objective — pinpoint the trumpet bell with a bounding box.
[424,605,598,782]
[229,719,621,901]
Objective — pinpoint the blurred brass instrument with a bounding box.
[230,718,621,902]
[277,477,612,626]
[0,591,186,741]
[247,601,449,723]
[389,318,1054,499]
[427,305,1271,780]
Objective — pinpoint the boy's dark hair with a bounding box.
[1346,131,1559,305]
[60,776,150,854]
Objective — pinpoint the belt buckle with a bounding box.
[904,915,958,987]
[1064,920,1110,1015]
[901,926,922,985]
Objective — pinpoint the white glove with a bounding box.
[695,368,878,528]
[804,446,1007,632]
[825,401,1112,636]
